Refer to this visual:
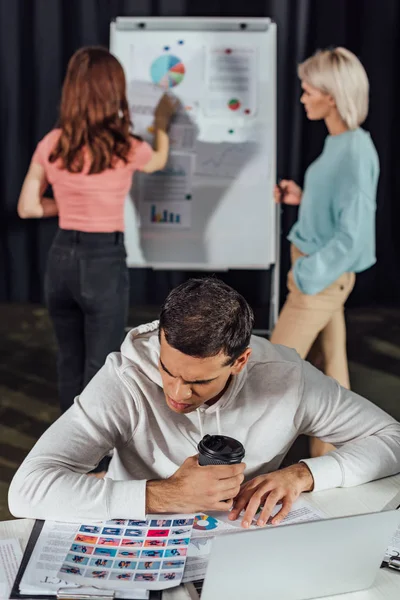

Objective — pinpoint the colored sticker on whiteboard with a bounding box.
[228,98,241,111]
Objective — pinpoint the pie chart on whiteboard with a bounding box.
[150,55,186,89]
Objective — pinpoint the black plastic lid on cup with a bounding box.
[198,434,245,463]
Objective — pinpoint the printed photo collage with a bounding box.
[58,518,194,586]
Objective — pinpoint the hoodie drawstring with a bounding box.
[196,406,222,440]
[197,409,204,439]
[216,406,222,435]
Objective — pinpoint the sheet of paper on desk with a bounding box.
[57,516,194,591]
[383,493,400,565]
[183,497,326,583]
[18,521,148,599]
[0,538,23,600]
[383,525,400,565]
[188,496,326,539]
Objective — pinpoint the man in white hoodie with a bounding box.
[9,278,400,527]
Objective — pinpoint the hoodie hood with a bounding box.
[121,320,163,388]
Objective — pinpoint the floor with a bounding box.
[0,304,399,521]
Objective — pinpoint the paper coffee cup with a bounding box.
[198,434,245,466]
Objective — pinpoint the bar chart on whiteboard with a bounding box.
[140,202,191,229]
[137,152,194,230]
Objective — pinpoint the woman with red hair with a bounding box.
[18,47,176,412]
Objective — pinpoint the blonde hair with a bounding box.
[298,47,369,130]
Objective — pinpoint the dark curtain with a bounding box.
[1,0,399,319]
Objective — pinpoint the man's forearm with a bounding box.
[294,462,314,492]
[146,479,178,513]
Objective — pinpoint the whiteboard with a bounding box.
[110,17,277,270]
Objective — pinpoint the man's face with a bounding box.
[159,330,250,414]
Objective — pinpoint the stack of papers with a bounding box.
[18,515,194,598]
[10,500,327,597]
[0,539,23,599]
[383,491,400,568]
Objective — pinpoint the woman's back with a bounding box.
[33,129,152,232]
[17,45,176,413]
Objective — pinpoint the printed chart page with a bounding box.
[183,498,326,583]
[128,43,202,234]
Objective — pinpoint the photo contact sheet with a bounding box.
[58,517,194,591]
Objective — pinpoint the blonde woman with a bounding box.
[270,48,379,457]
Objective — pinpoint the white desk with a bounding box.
[2,473,400,600]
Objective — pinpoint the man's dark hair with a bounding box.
[159,278,254,365]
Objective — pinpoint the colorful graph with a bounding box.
[193,515,219,531]
[150,55,185,89]
[151,205,181,224]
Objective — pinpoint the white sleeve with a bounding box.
[8,354,147,522]
[294,361,400,492]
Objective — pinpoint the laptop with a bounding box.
[190,510,400,600]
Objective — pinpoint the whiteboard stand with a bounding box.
[111,17,279,336]
[254,203,280,337]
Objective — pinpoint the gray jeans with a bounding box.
[45,228,129,412]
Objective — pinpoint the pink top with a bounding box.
[31,129,153,232]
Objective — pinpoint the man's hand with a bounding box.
[146,456,245,514]
[229,463,314,528]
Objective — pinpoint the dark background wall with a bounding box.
[1,0,399,317]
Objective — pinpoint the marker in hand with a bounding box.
[274,179,302,206]
[277,181,286,203]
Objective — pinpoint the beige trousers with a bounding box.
[270,245,355,388]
